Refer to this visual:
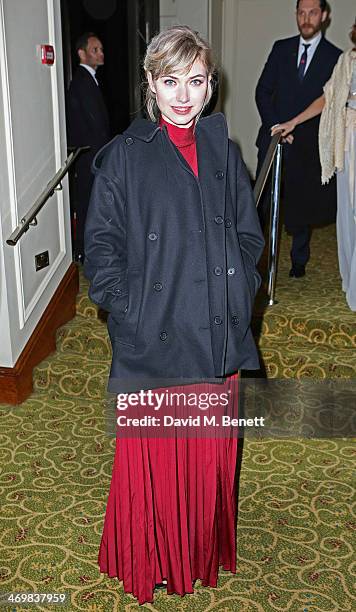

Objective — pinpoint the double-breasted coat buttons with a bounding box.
[154,282,163,292]
[215,170,224,180]
[160,331,168,341]
[125,137,133,145]
[214,316,223,325]
[214,266,223,276]
[148,232,158,241]
[214,215,224,225]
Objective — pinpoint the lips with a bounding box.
[171,106,193,115]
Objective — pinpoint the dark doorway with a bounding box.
[61,0,130,136]
[61,0,159,259]
[61,0,160,136]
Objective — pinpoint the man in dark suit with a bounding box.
[67,32,110,262]
[255,0,342,277]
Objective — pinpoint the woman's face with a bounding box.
[148,58,210,128]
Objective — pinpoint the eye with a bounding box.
[191,79,204,86]
[163,79,176,86]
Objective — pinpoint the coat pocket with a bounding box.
[111,268,142,348]
[242,253,261,303]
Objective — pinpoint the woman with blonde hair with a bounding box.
[273,20,356,311]
[84,25,264,603]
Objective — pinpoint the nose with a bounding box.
[176,83,189,104]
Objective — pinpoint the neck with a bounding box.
[81,63,96,72]
[300,31,322,44]
[160,115,196,131]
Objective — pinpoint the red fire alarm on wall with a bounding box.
[41,45,55,65]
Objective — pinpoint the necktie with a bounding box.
[297,43,311,81]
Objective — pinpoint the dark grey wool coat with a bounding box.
[84,113,264,391]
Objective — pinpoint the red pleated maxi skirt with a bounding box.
[98,375,239,604]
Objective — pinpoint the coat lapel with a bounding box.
[302,36,325,86]
[195,113,228,218]
[287,36,301,88]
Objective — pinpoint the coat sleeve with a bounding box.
[83,163,128,321]
[66,80,91,148]
[255,42,280,130]
[235,148,265,297]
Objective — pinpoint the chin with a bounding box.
[301,28,317,38]
[167,115,195,127]
[176,116,195,125]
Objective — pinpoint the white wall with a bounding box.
[160,0,209,39]
[0,0,71,367]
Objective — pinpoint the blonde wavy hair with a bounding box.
[143,25,216,122]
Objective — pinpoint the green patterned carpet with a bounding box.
[0,225,355,611]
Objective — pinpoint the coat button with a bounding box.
[125,137,134,145]
[214,316,222,325]
[148,232,158,241]
[114,288,122,295]
[225,218,232,228]
[227,267,235,276]
[214,215,224,225]
[154,282,163,291]
[215,170,224,180]
[214,266,223,276]
[232,316,239,326]
[160,331,168,341]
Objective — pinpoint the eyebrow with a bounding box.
[162,73,206,79]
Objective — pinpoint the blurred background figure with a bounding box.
[67,32,110,263]
[255,0,341,278]
[272,19,356,310]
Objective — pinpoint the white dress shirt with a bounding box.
[80,63,98,86]
[297,32,322,74]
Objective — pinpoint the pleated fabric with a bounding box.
[98,376,239,605]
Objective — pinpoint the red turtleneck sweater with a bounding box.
[160,116,198,177]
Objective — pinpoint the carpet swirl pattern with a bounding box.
[0,225,355,611]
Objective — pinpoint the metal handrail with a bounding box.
[253,132,284,306]
[253,132,282,208]
[6,146,90,246]
[266,142,283,305]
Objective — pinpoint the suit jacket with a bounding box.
[67,65,110,154]
[255,35,342,228]
[256,36,341,231]
[255,36,342,154]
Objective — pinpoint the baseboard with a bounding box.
[0,263,79,404]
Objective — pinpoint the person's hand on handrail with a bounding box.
[270,94,325,143]
[271,121,297,139]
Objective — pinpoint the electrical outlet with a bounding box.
[35,250,49,271]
